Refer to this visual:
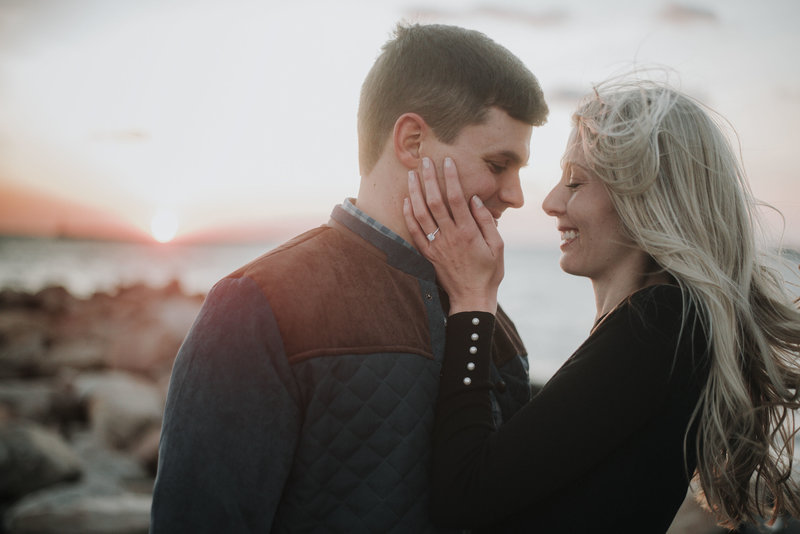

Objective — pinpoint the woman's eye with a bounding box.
[565,182,582,190]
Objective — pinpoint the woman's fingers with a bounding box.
[419,158,456,233]
[402,157,503,314]
[405,156,497,256]
[403,194,433,252]
[407,168,440,239]
[442,158,477,231]
[470,195,504,257]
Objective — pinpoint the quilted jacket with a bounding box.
[150,203,531,533]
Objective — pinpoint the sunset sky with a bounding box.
[1,0,798,247]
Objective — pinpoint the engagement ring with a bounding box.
[426,228,440,242]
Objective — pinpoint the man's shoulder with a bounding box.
[229,225,336,284]
[215,224,431,363]
[225,223,397,296]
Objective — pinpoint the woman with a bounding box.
[403,79,800,532]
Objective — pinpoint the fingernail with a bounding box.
[472,195,483,208]
[422,157,431,169]
[408,170,416,182]
[444,157,453,168]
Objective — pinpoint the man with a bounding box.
[151,23,548,533]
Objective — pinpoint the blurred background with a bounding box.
[1,0,799,246]
[0,1,798,532]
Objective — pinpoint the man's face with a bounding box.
[421,107,532,224]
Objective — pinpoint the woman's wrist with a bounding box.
[448,296,497,316]
[441,311,496,392]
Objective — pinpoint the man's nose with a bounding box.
[499,172,524,209]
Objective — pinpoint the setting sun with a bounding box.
[151,209,179,243]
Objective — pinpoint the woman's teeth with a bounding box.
[561,230,579,243]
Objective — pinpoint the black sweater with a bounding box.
[431,285,710,533]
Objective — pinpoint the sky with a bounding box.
[0,0,798,247]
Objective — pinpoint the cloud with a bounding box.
[548,86,588,106]
[89,130,150,143]
[471,6,569,27]
[659,3,718,24]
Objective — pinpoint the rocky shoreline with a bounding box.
[0,282,203,533]
[0,282,767,533]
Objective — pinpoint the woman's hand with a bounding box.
[403,157,504,315]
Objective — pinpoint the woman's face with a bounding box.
[541,130,645,284]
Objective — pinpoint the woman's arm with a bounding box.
[430,286,691,527]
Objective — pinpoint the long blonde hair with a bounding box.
[573,76,800,527]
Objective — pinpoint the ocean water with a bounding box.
[1,236,798,382]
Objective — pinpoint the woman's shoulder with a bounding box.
[567,283,706,388]
[628,283,683,306]
[625,283,686,322]
[600,284,691,345]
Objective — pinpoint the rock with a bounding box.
[48,370,89,430]
[0,421,83,502]
[106,325,180,377]
[45,338,107,373]
[105,295,200,376]
[0,289,39,310]
[0,282,201,379]
[0,403,12,423]
[4,481,151,534]
[0,312,50,378]
[112,283,160,314]
[154,295,201,340]
[0,380,54,422]
[129,426,161,476]
[0,283,204,530]
[74,372,164,450]
[70,430,150,488]
[33,286,74,315]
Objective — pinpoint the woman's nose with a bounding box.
[541,183,564,216]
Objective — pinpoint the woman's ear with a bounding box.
[393,113,427,169]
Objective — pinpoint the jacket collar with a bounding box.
[329,200,435,282]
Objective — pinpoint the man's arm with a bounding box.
[150,276,302,533]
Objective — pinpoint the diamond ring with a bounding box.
[426,227,440,242]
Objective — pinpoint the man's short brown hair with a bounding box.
[357,23,548,175]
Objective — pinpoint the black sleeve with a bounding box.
[430,286,692,527]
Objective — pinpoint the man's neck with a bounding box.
[356,169,416,247]
[353,193,414,246]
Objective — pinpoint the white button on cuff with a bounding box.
[472,317,480,325]
[471,333,479,341]
[469,346,477,354]
[463,377,472,386]
[467,362,475,371]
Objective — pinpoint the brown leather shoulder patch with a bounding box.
[232,226,433,363]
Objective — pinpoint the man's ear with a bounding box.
[392,113,428,169]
